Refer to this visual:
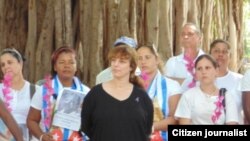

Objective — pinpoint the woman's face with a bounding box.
[137,47,158,75]
[195,58,218,85]
[110,56,131,79]
[0,53,23,77]
[54,52,77,80]
[210,42,230,68]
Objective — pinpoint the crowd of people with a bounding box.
[0,22,249,141]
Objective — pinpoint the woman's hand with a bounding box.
[40,133,54,141]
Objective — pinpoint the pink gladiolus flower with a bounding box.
[43,75,54,130]
[211,95,225,124]
[2,73,13,111]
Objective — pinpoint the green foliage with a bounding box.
[245,47,250,57]
[243,0,250,57]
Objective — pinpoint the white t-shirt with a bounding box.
[215,71,243,124]
[164,49,205,92]
[241,69,250,91]
[0,81,30,123]
[0,81,39,140]
[175,86,238,124]
[164,49,204,78]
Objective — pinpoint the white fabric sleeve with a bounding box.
[164,57,176,77]
[225,91,239,123]
[241,69,250,91]
[174,92,191,119]
[167,78,182,96]
[30,86,43,110]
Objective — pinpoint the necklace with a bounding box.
[201,87,217,99]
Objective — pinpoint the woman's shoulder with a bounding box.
[133,84,146,92]
[87,84,103,94]
[164,77,181,89]
[132,85,148,97]
[84,84,105,101]
[182,87,201,97]
[81,83,91,93]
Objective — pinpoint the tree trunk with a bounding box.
[158,0,173,63]
[35,0,54,81]
[174,0,188,54]
[54,0,73,48]
[200,0,214,53]
[145,0,159,45]
[228,1,238,71]
[24,0,37,82]
[0,0,245,86]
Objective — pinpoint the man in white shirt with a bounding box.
[241,69,250,124]
[164,23,204,92]
[210,39,243,124]
[96,36,139,84]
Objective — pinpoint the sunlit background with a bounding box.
[243,0,250,71]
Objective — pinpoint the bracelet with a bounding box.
[39,134,45,141]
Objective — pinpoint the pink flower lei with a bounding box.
[183,54,196,88]
[2,73,13,111]
[211,95,225,124]
[43,75,55,131]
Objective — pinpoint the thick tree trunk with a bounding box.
[214,1,223,38]
[54,0,73,48]
[174,0,188,54]
[188,0,199,25]
[200,0,214,53]
[35,0,54,81]
[145,0,159,45]
[0,0,5,53]
[0,1,27,51]
[158,0,173,63]
[87,0,103,87]
[136,0,146,45]
[24,0,37,82]
[0,0,245,86]
[228,1,238,71]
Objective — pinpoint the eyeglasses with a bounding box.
[181,32,196,38]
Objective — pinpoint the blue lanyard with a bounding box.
[147,76,168,141]
[147,76,168,116]
[160,76,167,141]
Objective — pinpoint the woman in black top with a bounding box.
[81,44,153,141]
